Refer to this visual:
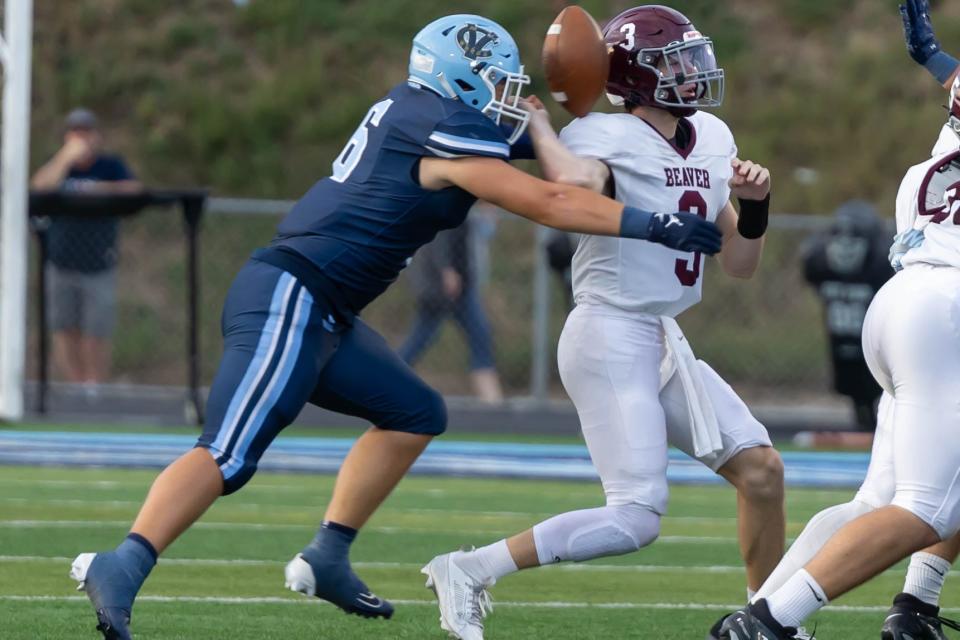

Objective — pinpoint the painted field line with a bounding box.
[0,497,744,526]
[0,520,739,543]
[0,595,953,614]
[0,555,745,573]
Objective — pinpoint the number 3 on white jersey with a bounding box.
[331,98,394,183]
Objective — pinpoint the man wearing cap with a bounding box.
[31,108,142,389]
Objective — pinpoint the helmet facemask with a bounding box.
[636,38,724,113]
[476,63,531,144]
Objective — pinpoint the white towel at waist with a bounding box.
[658,316,723,458]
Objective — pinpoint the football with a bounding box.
[541,5,609,117]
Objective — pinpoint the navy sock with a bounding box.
[124,533,159,563]
[114,534,158,581]
[302,521,357,563]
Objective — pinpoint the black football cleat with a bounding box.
[707,612,733,639]
[881,592,960,640]
[719,599,815,640]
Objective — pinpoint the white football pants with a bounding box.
[861,265,960,539]
[557,303,772,515]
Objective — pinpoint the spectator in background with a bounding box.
[802,200,894,430]
[544,228,576,309]
[30,108,141,389]
[469,200,499,289]
[398,218,504,404]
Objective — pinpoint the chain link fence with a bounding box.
[26,199,856,408]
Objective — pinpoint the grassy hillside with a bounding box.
[25,1,956,396]
[31,0,960,211]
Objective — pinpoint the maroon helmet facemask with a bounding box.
[603,5,724,117]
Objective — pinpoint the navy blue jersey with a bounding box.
[256,83,511,321]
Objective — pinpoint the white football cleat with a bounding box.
[421,550,493,640]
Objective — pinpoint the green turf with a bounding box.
[0,465,953,639]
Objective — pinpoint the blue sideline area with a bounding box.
[0,431,870,488]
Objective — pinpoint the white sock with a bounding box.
[904,552,951,606]
[753,500,874,601]
[766,569,829,629]
[456,540,517,583]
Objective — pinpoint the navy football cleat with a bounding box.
[719,600,816,640]
[881,592,960,640]
[285,552,394,619]
[71,553,137,640]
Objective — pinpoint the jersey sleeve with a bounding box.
[425,111,511,160]
[558,115,625,160]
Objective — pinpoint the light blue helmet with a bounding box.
[408,14,530,143]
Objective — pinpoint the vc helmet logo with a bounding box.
[456,24,499,61]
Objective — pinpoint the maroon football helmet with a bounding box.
[603,5,724,117]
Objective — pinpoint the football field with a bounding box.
[2,464,957,639]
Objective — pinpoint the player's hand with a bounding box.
[729,158,771,201]
[519,95,552,131]
[900,0,941,66]
[647,211,723,255]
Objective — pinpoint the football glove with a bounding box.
[620,206,723,254]
[900,0,959,83]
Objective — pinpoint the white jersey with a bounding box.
[895,123,960,270]
[560,111,736,317]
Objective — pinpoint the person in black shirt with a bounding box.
[31,109,141,387]
[802,200,894,430]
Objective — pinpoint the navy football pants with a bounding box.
[198,260,447,494]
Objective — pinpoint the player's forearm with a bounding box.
[717,199,766,278]
[495,178,623,236]
[537,185,624,235]
[526,120,605,191]
[720,234,764,279]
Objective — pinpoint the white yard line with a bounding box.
[0,519,740,542]
[0,554,746,573]
[0,595,949,613]
[0,497,742,524]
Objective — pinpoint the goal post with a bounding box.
[0,0,34,422]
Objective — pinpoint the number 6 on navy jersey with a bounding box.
[331,99,395,183]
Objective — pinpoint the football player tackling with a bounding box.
[721,2,960,639]
[423,6,782,640]
[67,13,726,640]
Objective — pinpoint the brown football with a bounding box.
[542,6,609,118]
